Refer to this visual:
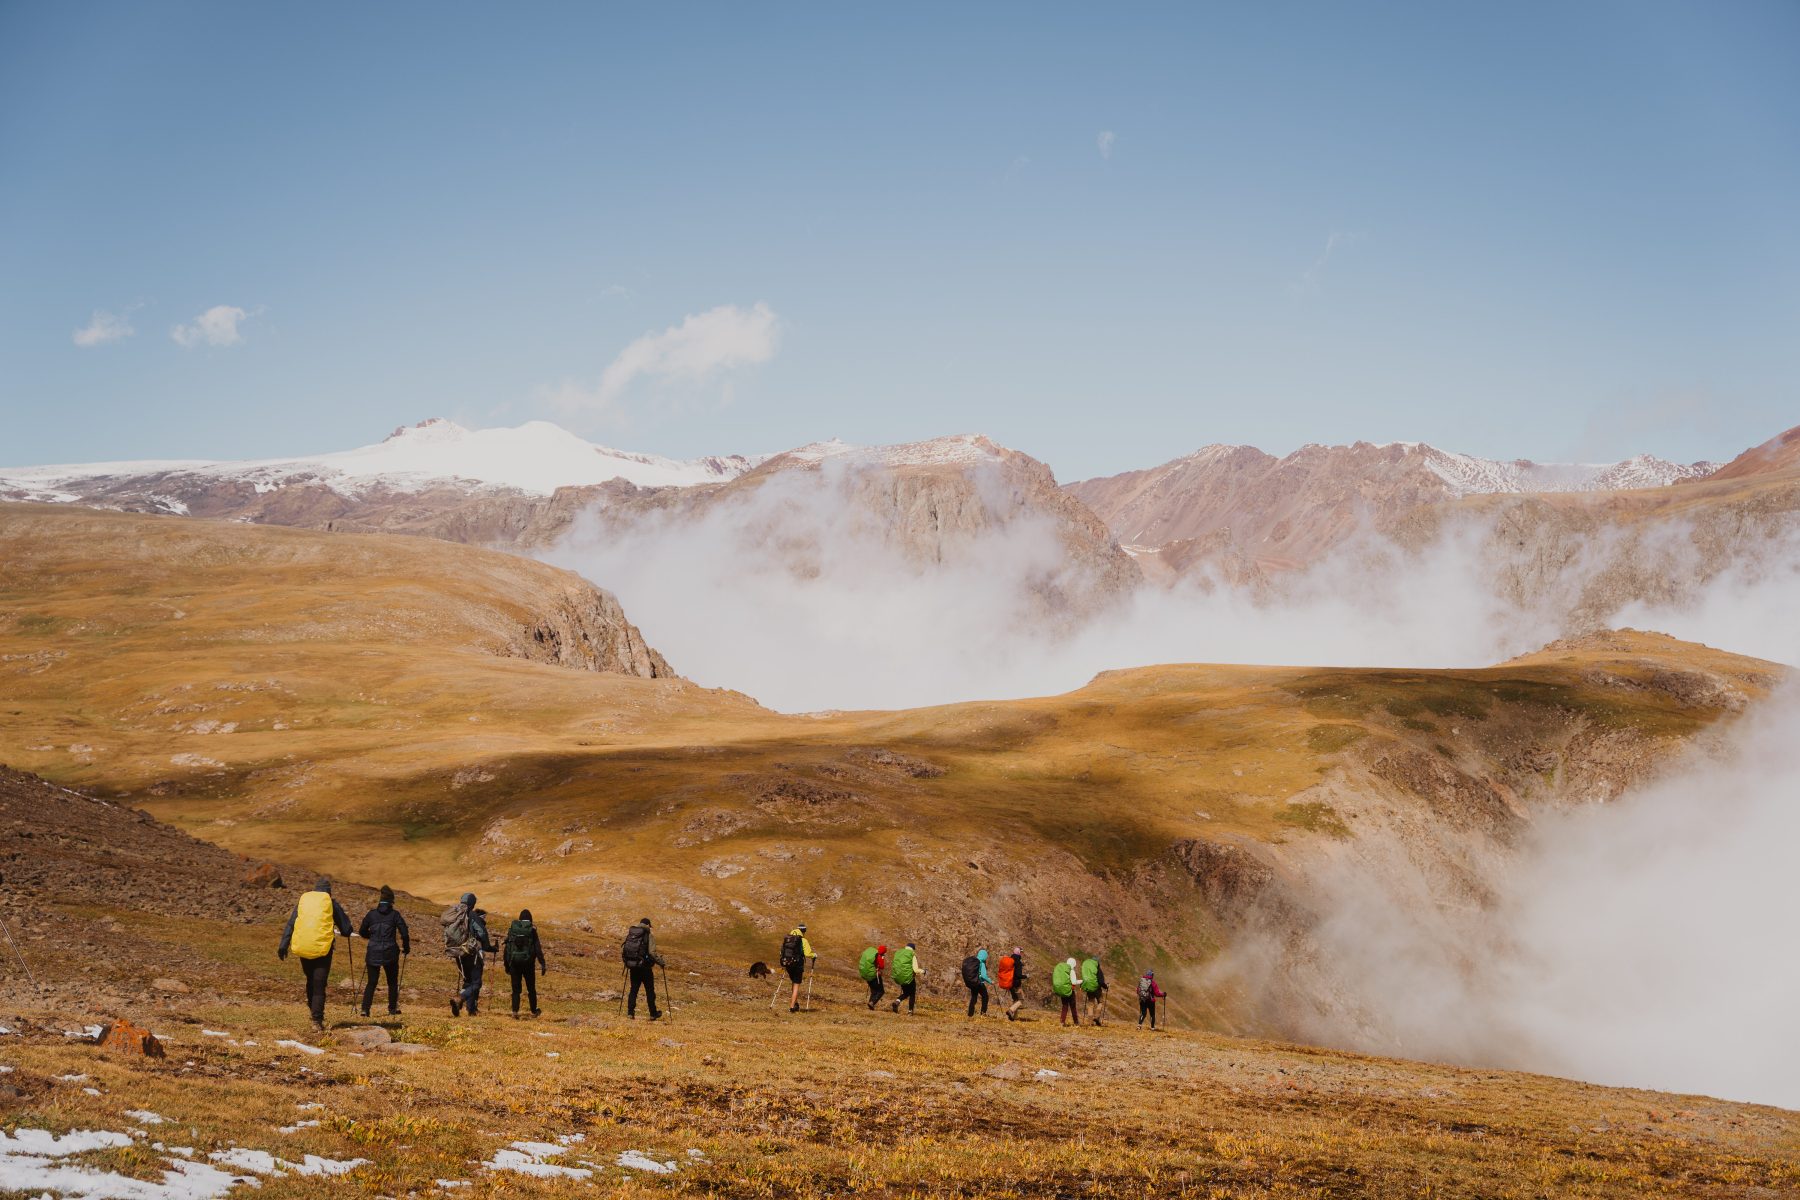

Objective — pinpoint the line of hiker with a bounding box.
[278,885,1171,1034]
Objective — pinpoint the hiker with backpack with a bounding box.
[889,942,922,1013]
[357,885,410,1017]
[504,909,548,1019]
[996,947,1027,1021]
[276,877,354,1033]
[858,944,889,1010]
[779,925,815,1014]
[443,892,494,1017]
[962,948,993,1018]
[1081,955,1109,1026]
[621,917,664,1021]
[1053,957,1079,1026]
[1137,969,1167,1030]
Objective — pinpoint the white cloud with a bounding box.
[71,308,135,347]
[1097,130,1116,160]
[171,304,251,349]
[562,302,779,417]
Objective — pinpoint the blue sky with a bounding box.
[2,3,1795,478]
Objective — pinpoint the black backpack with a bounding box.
[503,919,534,971]
[780,932,804,968]
[961,955,982,987]
[622,923,650,968]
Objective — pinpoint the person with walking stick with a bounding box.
[358,885,410,1017]
[621,916,663,1021]
[779,924,814,1014]
[443,892,493,1017]
[277,878,353,1033]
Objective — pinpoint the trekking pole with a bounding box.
[0,873,39,991]
[617,967,626,1016]
[660,962,673,1019]
[804,960,815,1012]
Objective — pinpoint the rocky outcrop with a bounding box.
[510,582,674,678]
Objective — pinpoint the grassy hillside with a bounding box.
[2,766,1796,1199]
[0,503,1781,1030]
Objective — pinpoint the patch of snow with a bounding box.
[0,1127,248,1200]
[65,1025,104,1040]
[1034,1068,1062,1081]
[200,1030,230,1038]
[275,1039,324,1056]
[84,1087,103,1096]
[125,1110,167,1125]
[208,1147,367,1178]
[483,1141,593,1180]
[556,1133,586,1145]
[615,1149,678,1174]
[276,1120,319,1134]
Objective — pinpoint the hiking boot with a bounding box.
[789,1004,799,1013]
[450,998,463,1017]
[889,1001,900,1013]
[648,1013,662,1022]
[530,1009,541,1019]
[310,1019,325,1033]
[511,1011,520,1021]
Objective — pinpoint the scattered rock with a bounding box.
[983,1061,1026,1081]
[1033,1068,1061,1082]
[376,1041,435,1055]
[865,1069,898,1081]
[98,1019,166,1059]
[339,1026,391,1049]
[150,978,190,994]
[241,861,284,889]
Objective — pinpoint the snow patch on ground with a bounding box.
[616,1149,679,1174]
[0,1127,246,1199]
[482,1141,593,1179]
[274,1039,323,1056]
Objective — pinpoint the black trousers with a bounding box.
[866,974,885,1007]
[363,961,399,1013]
[628,963,658,1017]
[967,982,989,1016]
[1059,993,1079,1023]
[897,980,917,1011]
[510,964,539,1014]
[300,953,332,1023]
[1138,998,1158,1027]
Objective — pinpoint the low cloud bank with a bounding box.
[543,464,1796,712]
[1270,685,1800,1109]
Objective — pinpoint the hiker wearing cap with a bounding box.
[621,917,664,1021]
[1137,969,1167,1029]
[779,924,815,1013]
[504,908,548,1019]
[443,892,494,1017]
[358,885,410,1017]
[996,947,1028,1021]
[858,943,889,1010]
[1053,957,1079,1026]
[277,877,353,1033]
[889,942,922,1013]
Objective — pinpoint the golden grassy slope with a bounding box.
[0,503,1781,1007]
[2,775,1796,1200]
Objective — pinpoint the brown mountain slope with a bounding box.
[1706,422,1800,481]
[3,762,1797,1199]
[0,503,1778,1042]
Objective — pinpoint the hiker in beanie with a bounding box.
[504,908,548,1019]
[621,917,664,1020]
[444,892,494,1017]
[779,924,814,1014]
[277,877,353,1033]
[358,885,410,1017]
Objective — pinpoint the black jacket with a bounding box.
[358,901,411,967]
[505,921,547,973]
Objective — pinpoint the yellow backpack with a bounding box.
[290,891,337,959]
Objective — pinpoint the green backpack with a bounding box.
[1052,960,1073,997]
[858,946,879,982]
[1081,958,1100,993]
[892,945,917,984]
[504,919,535,971]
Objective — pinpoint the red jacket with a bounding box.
[1140,974,1166,999]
